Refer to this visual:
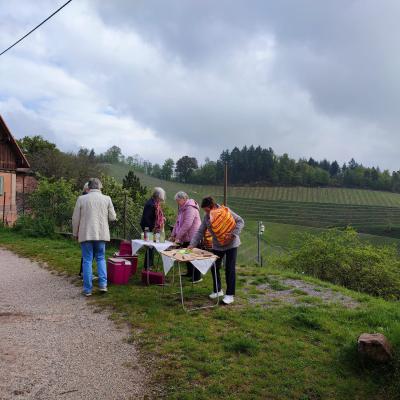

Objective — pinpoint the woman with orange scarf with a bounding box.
[189,196,244,305]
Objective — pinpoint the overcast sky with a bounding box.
[1,0,400,170]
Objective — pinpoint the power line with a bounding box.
[0,0,73,57]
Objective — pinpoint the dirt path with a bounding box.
[0,249,149,400]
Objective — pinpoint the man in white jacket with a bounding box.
[72,178,117,296]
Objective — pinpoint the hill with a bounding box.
[109,164,400,263]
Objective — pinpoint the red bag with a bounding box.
[119,240,132,256]
[107,258,131,285]
[141,270,165,285]
[113,253,138,276]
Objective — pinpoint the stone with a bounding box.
[358,333,393,363]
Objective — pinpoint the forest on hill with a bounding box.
[17,135,400,194]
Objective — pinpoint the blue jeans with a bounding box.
[81,241,107,294]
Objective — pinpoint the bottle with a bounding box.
[160,225,166,243]
[140,232,144,241]
[144,227,149,241]
[155,233,160,243]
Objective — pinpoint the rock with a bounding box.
[358,333,393,363]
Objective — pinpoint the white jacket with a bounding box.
[72,190,117,243]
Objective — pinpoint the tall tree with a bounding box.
[161,158,174,181]
[122,170,147,202]
[175,156,198,183]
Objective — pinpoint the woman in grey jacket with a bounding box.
[189,196,244,305]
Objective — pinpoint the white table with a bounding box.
[160,249,220,312]
[131,239,174,283]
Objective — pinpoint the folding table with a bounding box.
[160,248,220,312]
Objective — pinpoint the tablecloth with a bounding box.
[131,239,174,256]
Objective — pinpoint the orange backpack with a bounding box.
[209,206,236,246]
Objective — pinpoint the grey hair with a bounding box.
[88,178,103,190]
[152,187,166,201]
[83,182,89,191]
[174,191,188,201]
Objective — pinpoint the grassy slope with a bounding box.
[109,165,400,258]
[110,164,400,207]
[1,229,400,400]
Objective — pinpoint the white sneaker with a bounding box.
[192,278,203,284]
[209,290,224,299]
[98,287,108,293]
[222,295,234,305]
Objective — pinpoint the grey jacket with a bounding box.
[190,207,244,251]
[72,190,117,243]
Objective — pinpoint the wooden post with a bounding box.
[123,193,127,239]
[2,192,6,224]
[224,162,228,206]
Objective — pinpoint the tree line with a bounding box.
[17,136,400,193]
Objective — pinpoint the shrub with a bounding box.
[13,215,55,238]
[28,177,78,229]
[281,228,400,300]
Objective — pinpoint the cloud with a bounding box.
[0,0,400,170]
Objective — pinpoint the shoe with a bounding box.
[98,287,108,293]
[209,290,224,299]
[83,291,92,297]
[93,275,98,281]
[192,278,203,284]
[222,295,234,305]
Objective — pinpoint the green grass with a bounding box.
[2,228,400,399]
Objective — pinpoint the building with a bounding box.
[0,116,36,225]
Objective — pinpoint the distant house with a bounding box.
[0,116,37,225]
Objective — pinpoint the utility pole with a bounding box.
[257,221,265,265]
[224,162,228,206]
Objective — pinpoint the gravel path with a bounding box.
[0,249,149,400]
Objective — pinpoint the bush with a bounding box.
[281,228,400,300]
[29,177,78,229]
[13,215,55,238]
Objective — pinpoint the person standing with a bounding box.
[189,196,244,305]
[79,182,90,278]
[170,191,202,283]
[140,187,166,269]
[72,178,117,296]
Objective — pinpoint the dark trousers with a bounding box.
[182,242,201,281]
[212,247,238,296]
[144,247,155,270]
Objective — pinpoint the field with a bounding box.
[109,165,400,263]
[1,228,400,400]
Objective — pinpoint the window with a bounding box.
[0,176,3,196]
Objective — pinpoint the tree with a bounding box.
[122,170,147,202]
[17,135,57,157]
[151,164,162,178]
[102,146,122,164]
[175,156,198,183]
[329,161,340,176]
[161,158,174,181]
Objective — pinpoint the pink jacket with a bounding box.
[172,199,201,243]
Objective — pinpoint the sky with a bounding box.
[1,0,400,170]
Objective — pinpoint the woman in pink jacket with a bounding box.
[170,191,202,283]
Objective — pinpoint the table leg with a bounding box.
[179,261,220,313]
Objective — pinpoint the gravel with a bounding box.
[0,249,150,400]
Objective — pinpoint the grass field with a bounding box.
[1,228,400,400]
[109,165,400,263]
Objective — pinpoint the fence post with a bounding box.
[224,162,228,206]
[2,192,6,224]
[257,221,265,266]
[123,193,127,239]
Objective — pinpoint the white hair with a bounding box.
[83,182,89,191]
[174,191,188,201]
[152,187,166,201]
[88,178,103,190]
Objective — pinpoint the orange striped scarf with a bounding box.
[209,206,236,246]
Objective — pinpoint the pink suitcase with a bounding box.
[119,240,132,256]
[141,270,165,285]
[112,253,138,276]
[107,258,132,285]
